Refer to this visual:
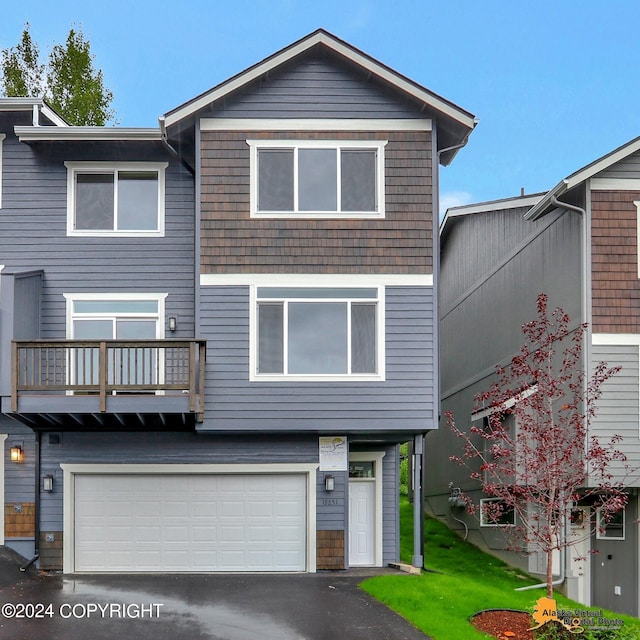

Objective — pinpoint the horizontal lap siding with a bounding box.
[0,122,195,338]
[591,345,640,484]
[199,285,434,432]
[39,432,320,532]
[207,56,426,120]
[200,130,432,274]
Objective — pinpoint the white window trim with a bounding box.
[64,292,168,339]
[65,161,167,237]
[596,506,625,540]
[247,139,387,219]
[479,497,516,527]
[61,462,319,573]
[250,284,385,382]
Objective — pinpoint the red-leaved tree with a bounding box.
[447,293,630,598]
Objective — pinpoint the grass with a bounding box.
[360,499,640,639]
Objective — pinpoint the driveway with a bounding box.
[0,548,430,640]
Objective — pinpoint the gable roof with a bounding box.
[0,98,68,127]
[163,29,477,164]
[525,135,640,220]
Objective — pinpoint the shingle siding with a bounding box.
[200,130,433,274]
[591,190,640,333]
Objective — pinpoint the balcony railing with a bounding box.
[12,339,206,420]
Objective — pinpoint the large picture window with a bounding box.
[248,140,386,218]
[253,286,383,380]
[66,162,167,236]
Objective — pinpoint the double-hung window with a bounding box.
[66,162,167,236]
[253,286,383,380]
[248,140,386,218]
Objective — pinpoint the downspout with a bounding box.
[20,431,40,571]
[411,126,477,569]
[516,194,588,592]
[158,116,195,175]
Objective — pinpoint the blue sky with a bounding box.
[3,1,640,213]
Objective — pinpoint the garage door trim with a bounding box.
[61,463,318,573]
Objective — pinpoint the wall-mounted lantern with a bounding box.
[324,474,335,492]
[43,475,54,492]
[10,444,23,463]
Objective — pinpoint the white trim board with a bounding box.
[592,334,640,345]
[0,134,5,209]
[200,273,433,287]
[202,118,432,131]
[592,179,640,191]
[0,435,6,545]
[61,462,319,574]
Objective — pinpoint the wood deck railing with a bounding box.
[12,339,206,418]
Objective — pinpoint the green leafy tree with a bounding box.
[1,23,45,97]
[1,24,114,125]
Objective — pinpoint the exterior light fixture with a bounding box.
[168,316,177,332]
[325,474,335,492]
[43,475,54,492]
[10,445,23,463]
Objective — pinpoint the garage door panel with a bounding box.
[74,473,306,572]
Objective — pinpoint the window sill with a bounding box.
[250,373,385,383]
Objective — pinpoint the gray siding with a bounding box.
[199,285,435,433]
[39,432,320,532]
[382,444,399,564]
[591,344,640,483]
[440,208,582,398]
[597,150,640,180]
[206,55,426,120]
[0,117,195,343]
[3,417,35,504]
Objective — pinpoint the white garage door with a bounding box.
[73,474,306,572]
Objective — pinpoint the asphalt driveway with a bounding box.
[0,548,430,640]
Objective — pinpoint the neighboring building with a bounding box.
[428,138,640,617]
[0,30,476,574]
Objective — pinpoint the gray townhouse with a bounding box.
[427,137,640,617]
[0,30,476,574]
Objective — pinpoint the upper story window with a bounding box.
[65,162,167,237]
[248,140,386,218]
[252,286,384,381]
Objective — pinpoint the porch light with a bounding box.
[168,316,177,332]
[43,475,54,492]
[325,474,335,492]
[10,445,23,463]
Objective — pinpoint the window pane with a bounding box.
[341,150,376,212]
[257,287,378,300]
[73,319,114,339]
[115,320,158,385]
[288,302,346,374]
[118,172,158,230]
[258,303,284,373]
[351,303,376,373]
[75,173,114,230]
[116,320,157,339]
[258,150,293,211]
[298,149,337,211]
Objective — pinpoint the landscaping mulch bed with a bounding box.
[471,610,576,640]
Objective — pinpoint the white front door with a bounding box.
[569,507,591,606]
[349,480,375,566]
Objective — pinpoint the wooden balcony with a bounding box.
[10,339,206,430]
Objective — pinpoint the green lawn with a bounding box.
[360,499,640,639]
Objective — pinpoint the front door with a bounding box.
[349,480,375,565]
[592,503,638,616]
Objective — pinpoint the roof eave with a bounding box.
[162,29,476,137]
[15,126,162,142]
